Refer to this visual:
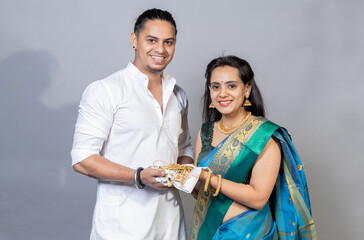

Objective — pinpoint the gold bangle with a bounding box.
[204,170,212,192]
[212,174,222,197]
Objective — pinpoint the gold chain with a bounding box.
[218,111,251,134]
[152,161,195,187]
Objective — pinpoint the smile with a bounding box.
[219,100,232,106]
[151,56,166,60]
[150,55,167,64]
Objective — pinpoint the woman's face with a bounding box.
[209,66,251,118]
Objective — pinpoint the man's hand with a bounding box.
[139,167,171,190]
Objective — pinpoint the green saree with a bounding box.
[190,116,316,239]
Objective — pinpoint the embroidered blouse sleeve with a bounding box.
[70,80,115,165]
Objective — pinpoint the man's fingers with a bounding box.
[139,167,173,190]
[144,167,165,177]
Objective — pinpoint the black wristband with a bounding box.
[135,167,145,189]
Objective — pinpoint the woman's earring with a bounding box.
[209,102,215,108]
[243,95,252,107]
[132,46,136,49]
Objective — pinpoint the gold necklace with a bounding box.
[218,111,251,134]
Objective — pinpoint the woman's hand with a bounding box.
[199,169,209,182]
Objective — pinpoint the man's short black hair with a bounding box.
[134,8,177,37]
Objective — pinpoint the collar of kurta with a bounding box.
[126,62,176,91]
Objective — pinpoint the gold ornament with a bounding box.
[152,161,195,187]
[243,95,252,107]
[218,111,251,134]
[203,170,222,197]
[204,170,212,192]
[212,174,222,197]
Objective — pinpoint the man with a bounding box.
[71,8,193,240]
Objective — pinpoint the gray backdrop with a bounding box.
[1,1,363,239]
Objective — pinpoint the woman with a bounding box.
[191,56,316,239]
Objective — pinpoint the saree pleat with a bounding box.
[190,117,317,240]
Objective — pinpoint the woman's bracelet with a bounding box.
[212,174,222,197]
[204,170,212,192]
[203,170,222,197]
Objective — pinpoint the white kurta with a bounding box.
[71,62,193,240]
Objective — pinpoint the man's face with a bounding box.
[131,20,176,76]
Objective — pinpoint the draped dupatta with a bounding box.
[190,117,316,240]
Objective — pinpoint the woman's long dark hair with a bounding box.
[202,55,265,122]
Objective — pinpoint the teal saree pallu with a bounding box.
[190,117,316,240]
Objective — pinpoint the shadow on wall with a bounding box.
[0,50,95,240]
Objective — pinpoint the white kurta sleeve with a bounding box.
[176,87,194,159]
[71,80,115,166]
